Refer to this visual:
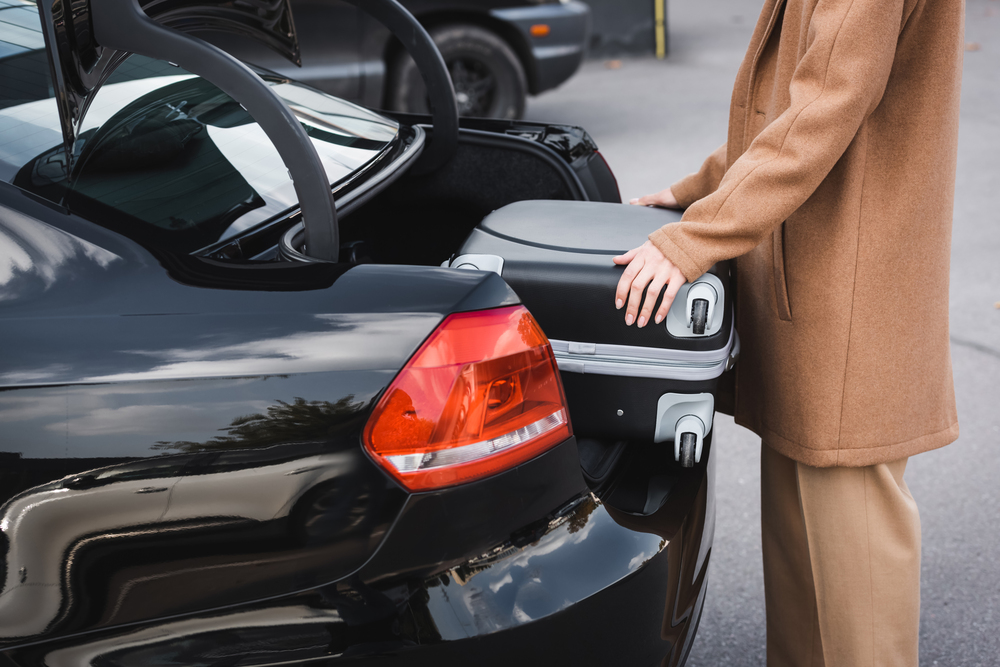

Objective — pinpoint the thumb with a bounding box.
[613,246,640,265]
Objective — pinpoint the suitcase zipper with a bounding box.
[549,330,737,382]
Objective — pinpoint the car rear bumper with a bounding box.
[368,500,711,667]
[490,1,591,94]
[8,439,714,667]
[348,436,716,666]
[340,551,706,666]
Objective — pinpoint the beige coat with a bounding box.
[649,0,964,466]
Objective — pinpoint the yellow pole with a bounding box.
[654,0,666,59]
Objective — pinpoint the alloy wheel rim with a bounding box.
[448,57,495,116]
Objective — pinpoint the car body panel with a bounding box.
[0,203,524,647]
[489,1,589,94]
[0,438,407,643]
[0,439,713,666]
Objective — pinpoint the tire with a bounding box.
[388,24,528,119]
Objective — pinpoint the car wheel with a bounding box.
[389,24,527,119]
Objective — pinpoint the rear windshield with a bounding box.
[0,6,399,253]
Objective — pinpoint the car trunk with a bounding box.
[343,131,732,517]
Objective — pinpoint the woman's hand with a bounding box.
[613,241,686,328]
[629,186,681,209]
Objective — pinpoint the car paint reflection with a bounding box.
[0,263,504,392]
[3,449,713,666]
[0,373,387,460]
[18,475,709,667]
[0,312,440,389]
[42,606,345,667]
[602,442,716,666]
[0,448,356,640]
[0,206,120,302]
[18,493,656,666]
[419,495,664,639]
[0,383,408,646]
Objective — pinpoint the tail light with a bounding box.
[363,305,572,492]
[595,150,621,202]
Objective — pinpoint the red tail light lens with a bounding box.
[363,305,572,491]
[595,150,621,202]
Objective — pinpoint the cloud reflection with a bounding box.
[0,213,119,300]
[44,401,271,437]
[82,313,440,383]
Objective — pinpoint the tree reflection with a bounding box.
[153,396,365,452]
[566,495,598,535]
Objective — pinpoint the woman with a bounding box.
[614,0,964,664]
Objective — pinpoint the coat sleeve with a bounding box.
[649,0,907,282]
[670,142,728,208]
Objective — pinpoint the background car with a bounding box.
[0,1,715,665]
[199,0,591,119]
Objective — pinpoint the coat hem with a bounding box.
[739,419,960,468]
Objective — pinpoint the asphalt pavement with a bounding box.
[525,1,1000,664]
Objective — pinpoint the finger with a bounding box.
[631,193,658,207]
[615,255,645,309]
[633,190,676,208]
[625,264,656,325]
[638,270,668,328]
[655,268,686,324]
[612,246,640,265]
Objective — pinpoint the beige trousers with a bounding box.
[760,443,921,667]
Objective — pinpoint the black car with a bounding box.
[0,1,717,665]
[199,0,591,119]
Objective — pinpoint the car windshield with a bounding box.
[0,4,399,253]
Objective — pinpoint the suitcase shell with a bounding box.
[450,200,737,444]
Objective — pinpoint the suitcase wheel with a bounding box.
[678,432,697,468]
[691,298,709,335]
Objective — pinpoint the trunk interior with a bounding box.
[340,133,586,267]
